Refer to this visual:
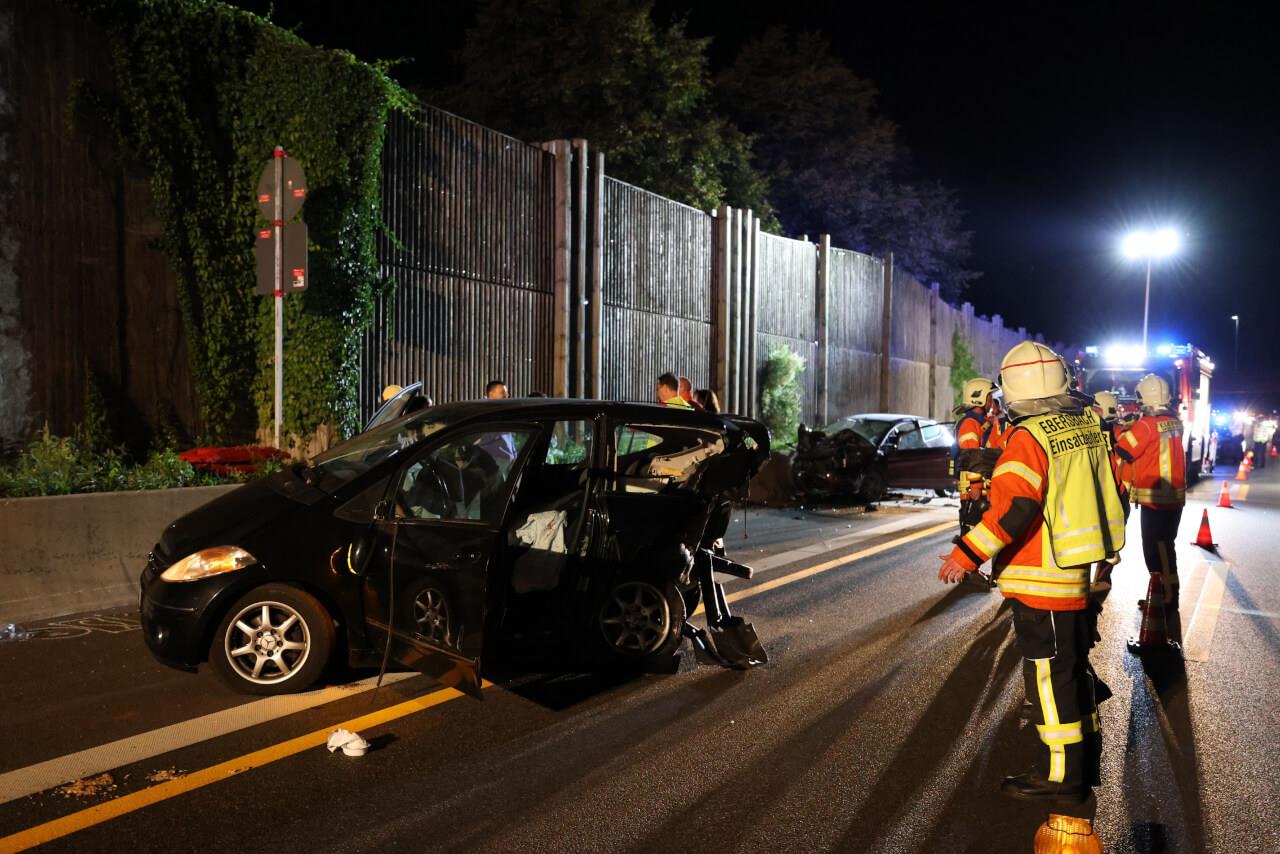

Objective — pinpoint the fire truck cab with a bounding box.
[1073,342,1214,482]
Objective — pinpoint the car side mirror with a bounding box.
[374,498,393,521]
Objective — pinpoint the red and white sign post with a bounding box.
[254,147,308,448]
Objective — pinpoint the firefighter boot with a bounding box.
[999,770,1090,803]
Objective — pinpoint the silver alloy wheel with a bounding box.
[599,581,672,655]
[223,600,311,685]
[412,588,451,645]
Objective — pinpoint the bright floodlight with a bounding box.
[1231,314,1239,320]
[1150,227,1180,257]
[1122,228,1181,259]
[1122,232,1150,258]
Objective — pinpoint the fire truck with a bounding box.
[1072,342,1214,481]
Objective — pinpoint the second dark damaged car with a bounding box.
[139,400,771,696]
[792,413,956,503]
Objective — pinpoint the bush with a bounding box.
[950,330,979,411]
[760,345,807,451]
[0,428,237,498]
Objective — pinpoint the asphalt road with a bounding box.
[0,475,1275,853]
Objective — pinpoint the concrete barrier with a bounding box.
[0,485,239,624]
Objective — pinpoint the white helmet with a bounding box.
[962,377,997,408]
[1136,374,1172,411]
[1094,390,1119,421]
[999,341,1069,405]
[381,384,403,402]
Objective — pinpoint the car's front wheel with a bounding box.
[209,584,334,695]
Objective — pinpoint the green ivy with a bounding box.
[760,345,807,451]
[950,329,979,411]
[66,0,408,443]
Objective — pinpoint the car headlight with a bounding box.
[160,546,257,582]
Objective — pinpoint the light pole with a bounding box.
[1122,227,1181,354]
[1232,314,1239,372]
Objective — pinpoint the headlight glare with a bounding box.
[160,546,257,582]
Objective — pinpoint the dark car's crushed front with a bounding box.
[793,417,888,501]
[139,399,773,696]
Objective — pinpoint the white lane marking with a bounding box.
[731,510,953,578]
[1183,560,1229,662]
[1221,608,1280,618]
[0,672,415,804]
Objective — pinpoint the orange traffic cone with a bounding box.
[1033,814,1103,854]
[1272,445,1278,458]
[1236,460,1249,481]
[1128,572,1181,657]
[1246,451,1255,471]
[1218,480,1233,508]
[1191,509,1218,549]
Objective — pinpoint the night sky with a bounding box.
[244,1,1279,399]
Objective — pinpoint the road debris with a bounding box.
[327,729,370,757]
[57,773,116,798]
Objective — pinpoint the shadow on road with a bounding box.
[834,610,1021,850]
[1119,644,1209,853]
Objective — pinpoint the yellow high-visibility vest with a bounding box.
[998,409,1127,603]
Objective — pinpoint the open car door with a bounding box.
[361,423,540,696]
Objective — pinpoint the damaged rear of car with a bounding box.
[140,400,771,697]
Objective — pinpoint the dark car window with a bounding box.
[310,412,450,490]
[396,430,534,522]
[894,423,925,450]
[614,424,725,493]
[822,417,896,446]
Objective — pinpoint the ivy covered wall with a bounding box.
[68,0,408,443]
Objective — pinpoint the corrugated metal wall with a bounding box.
[755,232,818,425]
[599,177,714,402]
[888,269,934,417]
[827,248,884,421]
[361,107,558,418]
[362,103,1068,431]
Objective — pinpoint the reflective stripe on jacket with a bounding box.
[949,408,1127,611]
[956,410,986,449]
[1115,413,1185,508]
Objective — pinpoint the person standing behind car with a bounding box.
[693,388,720,414]
[657,373,692,408]
[478,380,517,466]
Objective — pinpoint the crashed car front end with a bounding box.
[792,423,880,498]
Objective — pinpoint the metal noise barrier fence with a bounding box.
[360,101,1062,429]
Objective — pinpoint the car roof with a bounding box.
[837,413,935,423]
[416,398,742,429]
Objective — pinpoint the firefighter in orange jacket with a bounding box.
[1113,374,1185,609]
[939,342,1126,802]
[955,377,1003,535]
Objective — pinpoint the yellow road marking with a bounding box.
[0,685,472,853]
[1,519,957,852]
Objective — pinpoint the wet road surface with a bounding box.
[0,478,1275,852]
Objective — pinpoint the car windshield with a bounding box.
[821,417,897,445]
[307,411,450,489]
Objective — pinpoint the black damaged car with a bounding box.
[139,400,770,695]
[793,413,956,503]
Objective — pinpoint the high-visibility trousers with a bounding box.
[1012,601,1101,788]
[1140,505,1182,604]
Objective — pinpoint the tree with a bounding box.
[437,0,770,215]
[718,28,977,298]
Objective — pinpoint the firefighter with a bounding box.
[954,377,1003,534]
[939,342,1126,801]
[1113,374,1185,612]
